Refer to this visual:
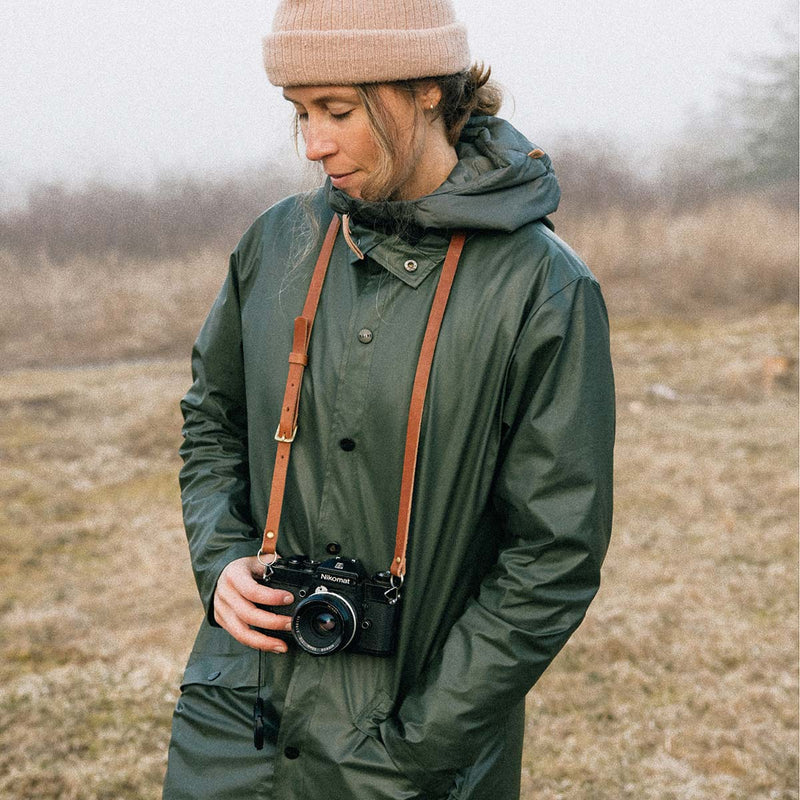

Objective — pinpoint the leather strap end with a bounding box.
[260,529,278,557]
[292,317,310,351]
[260,216,340,561]
[390,555,405,578]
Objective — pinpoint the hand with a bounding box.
[213,556,294,652]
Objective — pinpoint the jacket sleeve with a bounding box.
[381,275,615,796]
[178,250,259,622]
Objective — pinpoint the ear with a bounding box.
[417,82,443,111]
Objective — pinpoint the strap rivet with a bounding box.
[266,531,275,539]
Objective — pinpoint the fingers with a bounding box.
[216,610,289,653]
[213,556,296,653]
[224,556,295,605]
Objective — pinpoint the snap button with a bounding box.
[339,438,356,452]
[284,746,300,759]
[357,328,373,344]
[207,671,221,681]
[527,148,544,159]
[403,259,418,273]
[326,542,342,555]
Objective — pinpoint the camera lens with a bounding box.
[313,611,338,635]
[292,592,357,655]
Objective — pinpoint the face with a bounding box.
[282,84,445,202]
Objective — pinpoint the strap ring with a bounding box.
[384,574,404,605]
[257,549,278,580]
[256,549,278,568]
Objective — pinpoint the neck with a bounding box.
[394,123,458,201]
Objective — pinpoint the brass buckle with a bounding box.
[274,424,297,443]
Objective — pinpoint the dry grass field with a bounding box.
[0,304,796,799]
[0,191,797,798]
[1,197,797,372]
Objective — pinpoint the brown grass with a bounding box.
[521,309,798,799]
[0,251,226,371]
[0,307,796,799]
[557,196,799,316]
[1,196,796,373]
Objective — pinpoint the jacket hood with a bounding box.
[326,115,560,236]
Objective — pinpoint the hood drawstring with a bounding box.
[341,214,364,260]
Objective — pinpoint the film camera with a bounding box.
[256,554,400,656]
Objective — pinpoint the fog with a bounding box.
[0,0,793,199]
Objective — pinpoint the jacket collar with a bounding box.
[344,221,451,289]
[326,115,560,237]
[327,115,561,286]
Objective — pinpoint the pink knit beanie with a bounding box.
[263,0,470,86]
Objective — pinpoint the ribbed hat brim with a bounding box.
[263,23,470,86]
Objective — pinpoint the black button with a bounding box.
[207,671,221,681]
[326,542,342,555]
[339,438,356,452]
[284,746,300,759]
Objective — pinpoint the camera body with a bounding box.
[256,554,399,656]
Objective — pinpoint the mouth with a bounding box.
[327,171,357,187]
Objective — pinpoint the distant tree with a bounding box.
[725,14,799,190]
[549,133,657,217]
[667,4,798,205]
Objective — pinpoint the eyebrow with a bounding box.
[282,91,358,105]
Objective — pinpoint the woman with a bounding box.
[164,1,615,798]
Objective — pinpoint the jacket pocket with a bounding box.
[353,689,395,739]
[352,691,452,800]
[180,653,259,690]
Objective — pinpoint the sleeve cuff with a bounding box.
[203,540,263,627]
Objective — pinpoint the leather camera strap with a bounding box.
[390,230,465,578]
[259,214,340,564]
[258,214,466,585]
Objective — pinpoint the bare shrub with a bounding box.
[549,134,659,217]
[1,164,299,266]
[1,190,797,370]
[557,193,799,316]
[0,163,302,369]
[659,7,798,210]
[1,133,797,370]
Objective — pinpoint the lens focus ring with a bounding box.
[291,591,358,655]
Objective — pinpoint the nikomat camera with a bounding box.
[256,554,400,656]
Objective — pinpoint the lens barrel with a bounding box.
[292,591,358,655]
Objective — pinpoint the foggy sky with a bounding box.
[0,0,793,198]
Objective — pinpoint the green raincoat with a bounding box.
[164,116,615,800]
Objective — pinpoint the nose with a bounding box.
[303,118,337,162]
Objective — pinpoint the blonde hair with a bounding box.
[353,63,502,200]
